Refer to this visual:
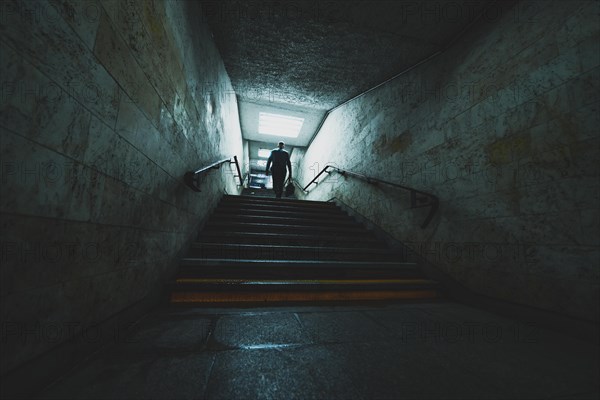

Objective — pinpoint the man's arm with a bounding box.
[287,154,292,178]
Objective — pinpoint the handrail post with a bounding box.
[232,155,243,186]
[184,171,200,192]
[302,165,332,191]
[421,197,439,229]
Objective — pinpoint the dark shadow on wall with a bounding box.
[327,187,599,344]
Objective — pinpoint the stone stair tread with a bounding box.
[171,290,440,303]
[205,222,366,231]
[168,193,440,304]
[204,221,369,232]
[197,231,380,242]
[191,243,397,253]
[213,209,350,218]
[217,203,339,212]
[173,278,437,285]
[170,278,439,292]
[209,214,358,225]
[180,258,415,266]
[223,194,334,205]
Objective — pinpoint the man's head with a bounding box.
[278,141,285,149]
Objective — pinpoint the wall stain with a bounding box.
[373,130,412,156]
[486,133,531,164]
[143,2,165,40]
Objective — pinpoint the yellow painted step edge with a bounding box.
[170,290,438,303]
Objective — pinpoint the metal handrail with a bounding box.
[184,155,243,192]
[302,165,439,229]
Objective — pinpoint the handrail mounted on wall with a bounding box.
[302,165,439,229]
[184,155,243,192]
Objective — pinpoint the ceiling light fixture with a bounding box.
[258,112,304,138]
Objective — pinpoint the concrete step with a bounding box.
[169,278,439,292]
[170,290,440,304]
[187,243,403,261]
[168,193,440,306]
[222,194,334,207]
[196,231,386,247]
[212,207,351,220]
[177,259,420,279]
[179,258,415,268]
[210,211,355,225]
[203,221,371,235]
[170,278,440,303]
[220,198,338,212]
[216,202,342,215]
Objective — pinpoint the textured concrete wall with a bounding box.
[296,0,599,321]
[0,0,243,377]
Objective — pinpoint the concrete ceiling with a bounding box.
[201,0,492,148]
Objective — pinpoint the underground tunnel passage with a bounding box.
[0,0,599,399]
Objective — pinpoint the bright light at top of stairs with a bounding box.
[257,149,271,158]
[258,112,304,137]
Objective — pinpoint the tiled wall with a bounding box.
[296,0,599,321]
[0,0,243,375]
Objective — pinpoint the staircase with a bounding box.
[169,194,441,304]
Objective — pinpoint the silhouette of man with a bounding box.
[265,141,292,198]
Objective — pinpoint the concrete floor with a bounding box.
[36,301,599,400]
